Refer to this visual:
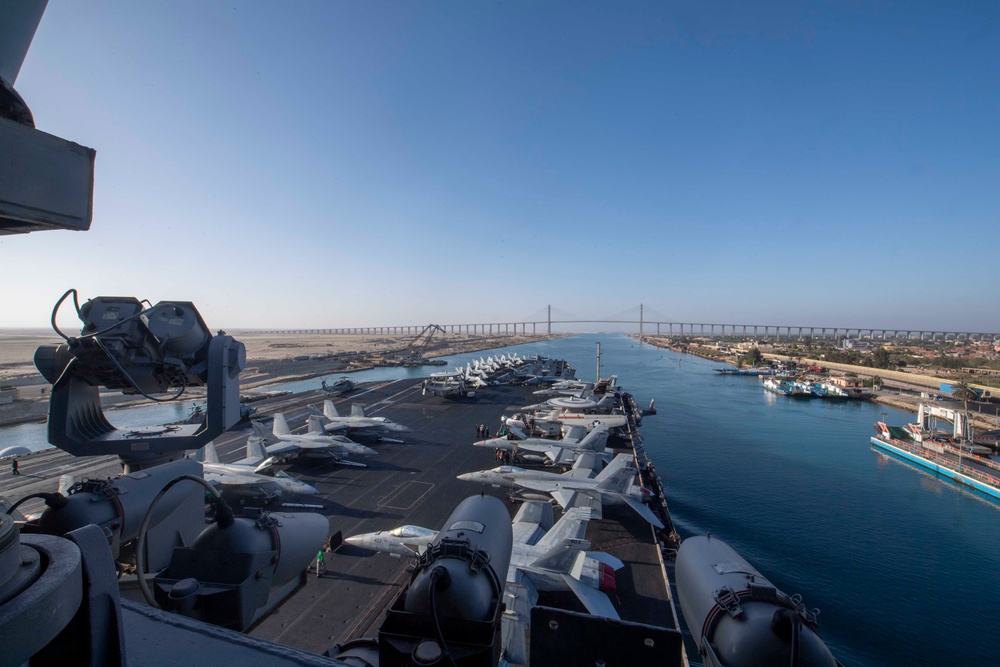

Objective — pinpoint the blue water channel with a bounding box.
[3,333,995,664]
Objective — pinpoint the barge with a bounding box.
[871,422,1000,500]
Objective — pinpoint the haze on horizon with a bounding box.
[3,1,998,333]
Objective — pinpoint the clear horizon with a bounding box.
[3,1,998,332]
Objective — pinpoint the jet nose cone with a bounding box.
[360,445,378,456]
[457,473,474,482]
[344,534,365,547]
[299,483,318,494]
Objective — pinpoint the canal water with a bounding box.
[548,333,998,667]
[3,333,995,664]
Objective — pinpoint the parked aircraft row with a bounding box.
[186,398,413,505]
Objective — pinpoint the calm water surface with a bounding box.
[4,333,995,664]
[551,334,998,667]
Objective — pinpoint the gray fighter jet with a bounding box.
[343,524,439,558]
[192,439,318,496]
[458,453,663,528]
[251,413,377,466]
[307,400,411,441]
[476,423,612,466]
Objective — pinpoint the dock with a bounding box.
[871,434,1000,500]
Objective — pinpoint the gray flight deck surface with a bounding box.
[1,377,676,657]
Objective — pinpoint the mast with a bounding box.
[595,342,601,382]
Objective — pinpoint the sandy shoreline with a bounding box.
[0,330,565,426]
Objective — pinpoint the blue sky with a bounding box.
[4,1,998,331]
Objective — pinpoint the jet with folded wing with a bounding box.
[307,400,411,441]
[192,439,318,496]
[476,423,611,466]
[458,453,663,528]
[250,413,377,466]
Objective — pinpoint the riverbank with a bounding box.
[638,335,1000,432]
[0,331,566,426]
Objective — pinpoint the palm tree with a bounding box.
[951,378,979,468]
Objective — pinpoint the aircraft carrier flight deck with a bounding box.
[4,377,683,662]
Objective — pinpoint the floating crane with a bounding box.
[405,324,446,361]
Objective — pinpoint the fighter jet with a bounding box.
[307,400,411,441]
[343,524,439,558]
[458,453,663,528]
[499,503,623,663]
[476,423,612,466]
[191,439,318,496]
[250,413,377,466]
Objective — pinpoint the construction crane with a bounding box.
[405,324,447,361]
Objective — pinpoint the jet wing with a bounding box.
[549,489,576,510]
[560,574,620,619]
[618,494,665,529]
[252,456,279,474]
[502,573,539,666]
[203,469,269,487]
[511,501,554,546]
[566,452,600,477]
[263,442,302,458]
[516,442,562,460]
[507,425,529,440]
[587,550,624,571]
[534,507,591,551]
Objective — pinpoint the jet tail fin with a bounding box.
[308,415,326,434]
[594,453,635,491]
[577,426,609,453]
[351,404,367,418]
[531,538,590,574]
[247,436,268,462]
[251,420,280,445]
[324,400,340,419]
[560,574,620,619]
[202,442,220,464]
[57,475,75,496]
[273,413,292,435]
[596,465,634,493]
